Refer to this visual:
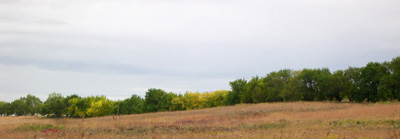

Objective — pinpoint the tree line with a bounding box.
[0,56,399,117]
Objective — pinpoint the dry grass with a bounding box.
[1,102,399,138]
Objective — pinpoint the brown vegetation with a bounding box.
[1,102,399,138]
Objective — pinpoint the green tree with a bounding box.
[329,70,351,101]
[249,77,265,103]
[0,101,9,116]
[144,88,170,112]
[63,94,80,117]
[360,62,389,102]
[4,102,12,116]
[25,94,42,115]
[41,92,64,117]
[243,76,260,103]
[111,94,144,115]
[262,69,291,102]
[10,98,27,116]
[298,69,318,101]
[390,57,400,100]
[225,79,247,105]
[315,68,332,101]
[6,94,43,116]
[165,92,178,110]
[280,70,303,101]
[379,57,400,101]
[344,67,362,102]
[67,97,89,118]
[297,68,332,101]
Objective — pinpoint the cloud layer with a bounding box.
[1,0,399,102]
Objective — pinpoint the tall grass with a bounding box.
[0,102,399,138]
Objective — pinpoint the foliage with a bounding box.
[7,94,42,116]
[144,88,171,112]
[204,90,229,107]
[1,56,400,118]
[63,94,80,117]
[360,62,389,102]
[329,70,350,101]
[225,79,247,105]
[111,94,144,115]
[86,96,114,117]
[170,90,229,111]
[0,101,8,116]
[66,95,114,118]
[262,69,291,102]
[170,94,185,111]
[41,93,64,117]
[25,94,43,115]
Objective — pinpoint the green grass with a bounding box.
[239,119,289,130]
[14,123,64,131]
[330,119,400,129]
[375,101,400,105]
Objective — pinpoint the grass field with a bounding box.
[1,102,399,138]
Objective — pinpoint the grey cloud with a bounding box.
[0,0,399,102]
[0,55,235,79]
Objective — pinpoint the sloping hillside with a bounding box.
[1,102,399,138]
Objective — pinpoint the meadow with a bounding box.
[1,102,399,138]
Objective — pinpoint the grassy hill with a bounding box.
[1,102,399,138]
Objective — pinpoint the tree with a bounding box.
[280,70,303,101]
[144,88,170,112]
[125,94,144,114]
[243,77,260,103]
[86,96,114,117]
[344,67,362,102]
[182,91,202,110]
[41,93,64,117]
[329,70,351,101]
[249,77,265,103]
[165,92,178,110]
[199,92,212,108]
[207,90,229,107]
[262,69,291,102]
[170,94,185,111]
[67,97,89,118]
[360,62,389,102]
[379,57,400,101]
[25,94,42,115]
[315,68,332,101]
[111,94,144,115]
[10,98,27,116]
[298,69,318,101]
[390,57,400,100]
[63,94,81,117]
[225,79,247,105]
[6,94,43,116]
[297,68,332,101]
[0,101,9,116]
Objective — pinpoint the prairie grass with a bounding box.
[14,123,63,131]
[0,102,399,138]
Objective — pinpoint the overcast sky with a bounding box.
[1,0,399,102]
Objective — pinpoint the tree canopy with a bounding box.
[0,56,399,117]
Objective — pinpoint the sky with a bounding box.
[1,0,399,102]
